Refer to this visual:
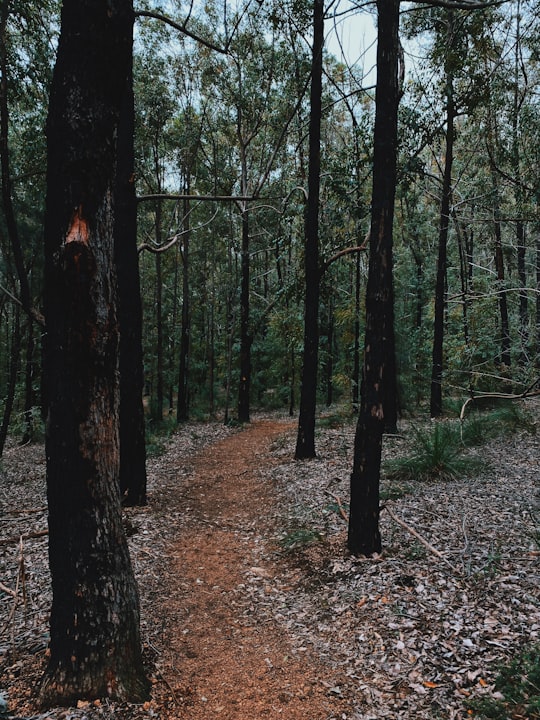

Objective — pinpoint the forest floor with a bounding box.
[0,403,539,720]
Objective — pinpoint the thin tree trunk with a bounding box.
[22,318,34,444]
[0,0,32,321]
[490,164,512,369]
[295,0,323,459]
[154,223,164,422]
[430,12,455,418]
[0,306,20,457]
[237,206,252,422]
[348,0,399,556]
[352,252,361,413]
[177,190,191,422]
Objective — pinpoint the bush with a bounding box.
[470,644,540,719]
[384,421,484,482]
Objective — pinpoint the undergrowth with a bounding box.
[384,422,484,482]
[385,401,535,483]
[469,644,540,719]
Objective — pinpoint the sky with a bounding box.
[325,1,378,83]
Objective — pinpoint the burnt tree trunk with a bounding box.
[238,206,252,422]
[295,0,323,459]
[348,0,399,556]
[41,0,148,704]
[115,55,147,506]
[430,12,455,418]
[177,191,191,422]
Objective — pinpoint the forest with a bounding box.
[0,0,539,717]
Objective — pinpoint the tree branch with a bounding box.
[135,10,228,54]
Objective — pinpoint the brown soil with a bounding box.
[152,419,348,719]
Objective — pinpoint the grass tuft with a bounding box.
[384,421,484,483]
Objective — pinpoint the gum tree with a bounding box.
[41,0,148,703]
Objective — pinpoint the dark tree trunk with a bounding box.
[517,222,528,362]
[0,0,31,320]
[493,195,511,368]
[325,291,334,407]
[115,54,147,506]
[22,318,35,444]
[0,306,20,457]
[154,228,164,423]
[430,13,455,418]
[237,207,252,422]
[348,0,399,557]
[295,0,323,459]
[41,0,148,704]
[512,6,528,364]
[177,193,191,422]
[352,252,361,413]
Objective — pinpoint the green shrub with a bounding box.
[384,421,484,482]
[470,644,540,719]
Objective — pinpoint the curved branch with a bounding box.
[137,208,219,255]
[320,231,370,277]
[459,377,540,422]
[135,10,228,54]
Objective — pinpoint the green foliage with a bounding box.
[145,415,178,458]
[280,526,322,550]
[384,422,484,483]
[460,402,537,447]
[469,645,540,719]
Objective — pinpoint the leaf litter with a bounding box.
[0,401,538,719]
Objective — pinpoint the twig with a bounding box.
[0,580,16,597]
[383,504,460,574]
[0,529,48,546]
[324,490,349,523]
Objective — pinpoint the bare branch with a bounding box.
[135,10,228,54]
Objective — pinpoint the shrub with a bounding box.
[384,421,484,482]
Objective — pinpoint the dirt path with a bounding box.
[154,420,348,720]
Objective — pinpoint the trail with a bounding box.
[157,420,347,720]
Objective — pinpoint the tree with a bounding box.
[41,0,148,704]
[430,10,456,417]
[348,0,400,555]
[295,0,324,459]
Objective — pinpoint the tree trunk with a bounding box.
[115,54,147,506]
[237,207,251,422]
[22,317,35,444]
[154,214,164,422]
[348,0,399,556]
[352,252,361,413]
[41,0,148,704]
[177,191,191,422]
[0,306,20,457]
[430,12,455,418]
[0,0,31,320]
[295,0,323,459]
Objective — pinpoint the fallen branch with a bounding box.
[0,580,16,597]
[324,490,349,523]
[459,377,540,421]
[0,529,48,546]
[383,504,460,574]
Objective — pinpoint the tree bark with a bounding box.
[348,0,399,556]
[0,305,20,457]
[295,0,323,459]
[41,0,148,704]
[238,206,252,422]
[177,191,191,422]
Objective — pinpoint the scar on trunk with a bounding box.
[65,205,89,245]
